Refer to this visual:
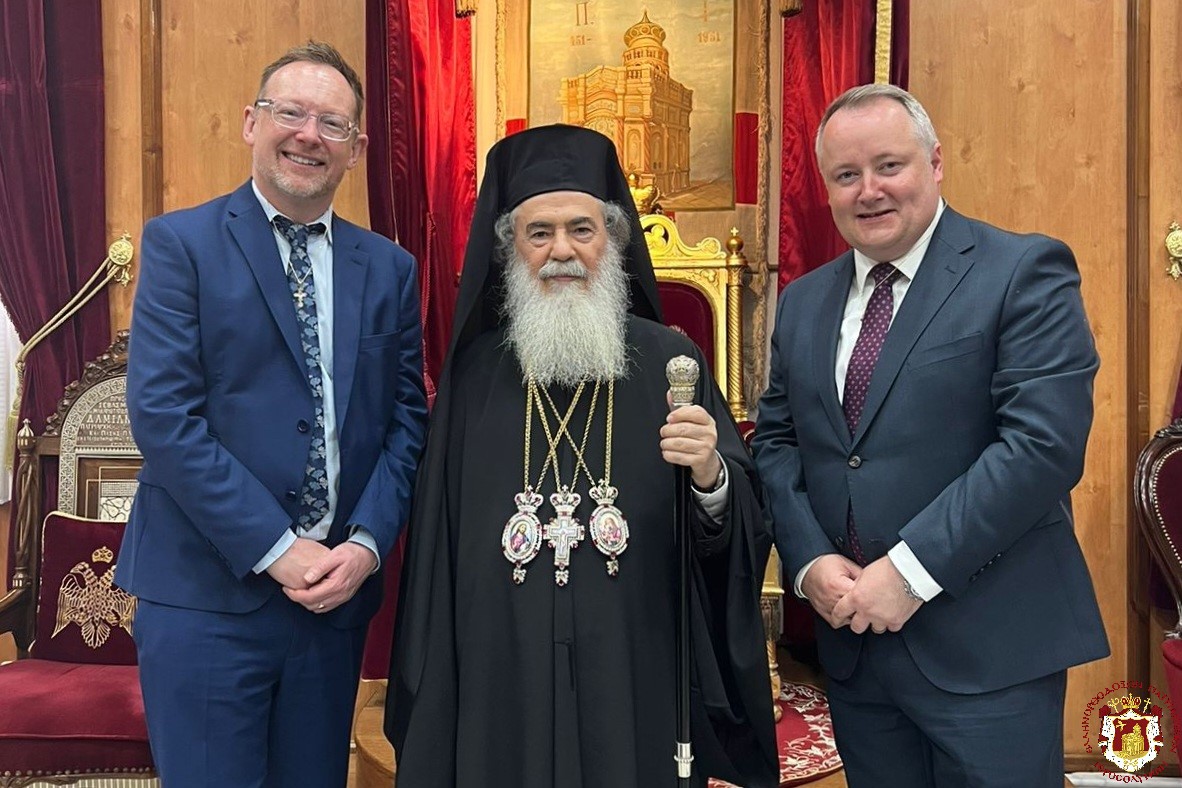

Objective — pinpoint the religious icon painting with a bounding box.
[590,482,629,576]
[503,489,544,584]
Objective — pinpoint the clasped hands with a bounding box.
[802,553,922,635]
[266,538,377,614]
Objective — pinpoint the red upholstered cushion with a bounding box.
[31,512,137,665]
[1162,641,1182,714]
[0,659,152,773]
[657,281,716,372]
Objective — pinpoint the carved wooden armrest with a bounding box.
[0,586,30,639]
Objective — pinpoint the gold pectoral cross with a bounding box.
[294,284,307,309]
[545,487,584,586]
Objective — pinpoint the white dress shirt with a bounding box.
[794,200,946,603]
[249,183,379,573]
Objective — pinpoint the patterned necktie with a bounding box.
[273,215,330,531]
[841,262,902,564]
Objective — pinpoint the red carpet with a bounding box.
[709,682,842,788]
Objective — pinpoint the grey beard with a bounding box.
[502,244,631,388]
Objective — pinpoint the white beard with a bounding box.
[502,243,631,388]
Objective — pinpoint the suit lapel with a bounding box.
[852,209,977,446]
[226,184,305,371]
[815,253,855,447]
[331,217,369,429]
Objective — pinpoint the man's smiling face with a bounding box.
[818,97,943,263]
[243,60,367,222]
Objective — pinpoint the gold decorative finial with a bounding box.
[108,234,135,286]
[1167,221,1182,280]
[726,227,744,256]
[628,172,662,215]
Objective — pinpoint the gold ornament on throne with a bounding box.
[52,545,137,649]
[781,0,804,17]
[455,0,477,17]
[628,172,662,215]
[1166,221,1182,280]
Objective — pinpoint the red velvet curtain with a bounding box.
[362,0,476,680]
[366,0,476,386]
[777,0,910,290]
[0,1,111,583]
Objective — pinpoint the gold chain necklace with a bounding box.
[536,380,630,578]
[501,379,587,585]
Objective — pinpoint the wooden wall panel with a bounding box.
[160,0,369,219]
[106,0,369,331]
[103,0,145,331]
[910,0,1129,758]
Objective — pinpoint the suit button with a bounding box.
[848,455,862,469]
[834,536,845,549]
[285,489,298,502]
[297,419,310,433]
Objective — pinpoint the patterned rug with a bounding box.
[709,682,842,787]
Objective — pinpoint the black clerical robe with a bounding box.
[387,317,778,787]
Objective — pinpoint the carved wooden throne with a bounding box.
[0,330,156,787]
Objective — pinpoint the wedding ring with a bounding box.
[317,603,325,610]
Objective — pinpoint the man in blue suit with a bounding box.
[115,41,427,787]
[753,84,1108,787]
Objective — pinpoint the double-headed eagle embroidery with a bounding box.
[52,545,137,649]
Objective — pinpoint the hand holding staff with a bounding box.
[665,355,699,784]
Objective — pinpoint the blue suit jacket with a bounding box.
[753,207,1108,692]
[116,181,428,629]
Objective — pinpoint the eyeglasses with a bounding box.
[254,99,358,142]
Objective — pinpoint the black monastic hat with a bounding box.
[446,124,663,360]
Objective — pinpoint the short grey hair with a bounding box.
[494,199,631,263]
[814,83,939,162]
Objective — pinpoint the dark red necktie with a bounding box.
[841,262,902,564]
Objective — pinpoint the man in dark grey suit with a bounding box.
[753,84,1108,787]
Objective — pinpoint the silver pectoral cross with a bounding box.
[293,283,308,309]
[545,486,584,586]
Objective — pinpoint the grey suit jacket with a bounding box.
[753,207,1108,693]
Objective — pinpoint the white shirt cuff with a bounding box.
[691,454,729,522]
[253,528,297,574]
[347,526,382,573]
[888,541,942,602]
[794,557,821,599]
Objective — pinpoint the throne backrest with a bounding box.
[3,330,141,661]
[641,213,747,422]
[1134,418,1182,631]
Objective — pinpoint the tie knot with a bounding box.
[273,215,326,244]
[870,262,901,288]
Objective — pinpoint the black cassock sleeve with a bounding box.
[685,356,779,787]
